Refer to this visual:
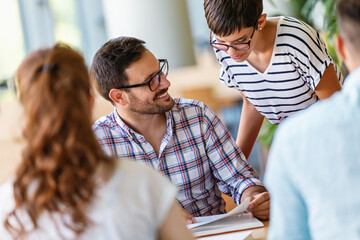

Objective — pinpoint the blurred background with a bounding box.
[0,0,337,184]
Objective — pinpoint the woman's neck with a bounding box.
[252,18,279,54]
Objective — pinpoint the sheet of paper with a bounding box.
[192,213,263,237]
[188,197,250,229]
[197,230,252,240]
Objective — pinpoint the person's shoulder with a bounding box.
[279,16,315,31]
[109,160,172,193]
[111,160,157,178]
[279,92,342,137]
[118,160,152,176]
[0,179,15,214]
[0,179,14,196]
[172,97,206,111]
[278,16,318,38]
[0,179,14,199]
[92,111,117,130]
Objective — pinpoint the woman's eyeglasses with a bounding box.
[210,26,256,52]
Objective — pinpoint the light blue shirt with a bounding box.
[265,67,360,240]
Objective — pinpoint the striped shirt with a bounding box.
[93,98,263,216]
[215,16,343,124]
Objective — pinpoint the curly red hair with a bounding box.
[5,44,115,238]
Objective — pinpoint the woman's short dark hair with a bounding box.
[204,0,263,36]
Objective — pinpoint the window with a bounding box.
[49,0,82,51]
[0,1,25,100]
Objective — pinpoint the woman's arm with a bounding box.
[315,64,342,99]
[236,93,264,160]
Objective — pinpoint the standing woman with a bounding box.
[204,0,343,160]
[0,44,194,240]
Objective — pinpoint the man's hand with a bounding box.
[181,208,197,224]
[241,186,270,220]
[248,191,270,220]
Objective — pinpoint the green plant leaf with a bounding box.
[257,118,278,148]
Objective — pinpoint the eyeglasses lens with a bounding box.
[149,61,167,91]
[212,43,249,51]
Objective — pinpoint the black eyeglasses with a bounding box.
[117,59,168,92]
[210,25,256,52]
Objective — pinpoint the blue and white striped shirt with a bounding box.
[215,16,343,124]
[93,98,263,216]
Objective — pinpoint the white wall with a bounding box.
[102,0,196,69]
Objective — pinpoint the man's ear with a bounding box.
[335,35,346,63]
[89,93,95,110]
[109,88,127,106]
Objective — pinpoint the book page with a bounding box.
[187,197,250,229]
[192,213,263,237]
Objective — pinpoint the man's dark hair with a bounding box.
[91,37,147,103]
[204,0,263,36]
[336,0,360,52]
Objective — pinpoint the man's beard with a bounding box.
[127,89,174,114]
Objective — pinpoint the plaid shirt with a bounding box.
[93,98,263,216]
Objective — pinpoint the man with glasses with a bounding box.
[91,37,270,222]
[204,0,343,160]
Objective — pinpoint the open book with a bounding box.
[187,198,264,237]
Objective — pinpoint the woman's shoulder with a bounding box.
[0,180,15,210]
[115,160,159,178]
[277,16,318,38]
[107,160,174,192]
[0,179,13,193]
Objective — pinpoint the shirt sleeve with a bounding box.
[201,104,263,204]
[215,50,238,89]
[283,19,335,90]
[264,123,311,239]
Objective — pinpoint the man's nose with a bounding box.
[159,74,171,89]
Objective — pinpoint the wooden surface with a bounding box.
[246,221,269,240]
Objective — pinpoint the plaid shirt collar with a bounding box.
[113,107,173,150]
